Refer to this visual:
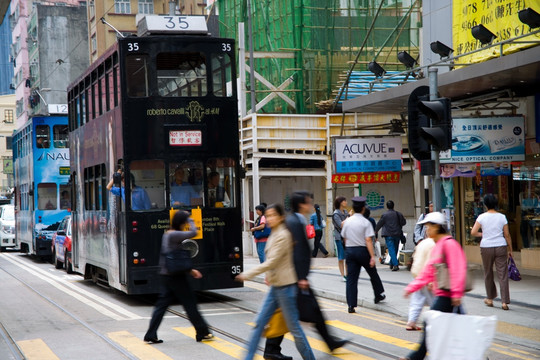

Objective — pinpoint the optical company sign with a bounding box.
[333,137,402,173]
[440,117,525,163]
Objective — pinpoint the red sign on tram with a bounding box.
[169,130,202,146]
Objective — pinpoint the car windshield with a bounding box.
[2,206,14,221]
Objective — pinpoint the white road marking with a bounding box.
[1,253,142,321]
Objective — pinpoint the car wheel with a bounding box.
[53,248,63,269]
[65,252,73,274]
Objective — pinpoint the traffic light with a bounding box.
[418,97,452,151]
[407,86,431,161]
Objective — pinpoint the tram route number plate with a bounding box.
[169,130,202,146]
[137,15,208,36]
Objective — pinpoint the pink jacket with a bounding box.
[405,236,467,299]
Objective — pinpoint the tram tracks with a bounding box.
[164,291,400,359]
[0,263,139,360]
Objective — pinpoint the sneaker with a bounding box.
[392,266,399,271]
[343,276,347,282]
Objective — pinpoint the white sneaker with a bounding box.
[343,276,347,282]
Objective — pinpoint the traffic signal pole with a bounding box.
[428,67,442,211]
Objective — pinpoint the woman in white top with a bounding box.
[471,194,513,310]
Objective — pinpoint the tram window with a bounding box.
[38,183,57,210]
[129,160,165,211]
[126,54,150,98]
[53,125,69,148]
[36,125,50,149]
[157,52,207,97]
[211,53,232,97]
[60,184,71,210]
[206,158,235,208]
[169,161,203,208]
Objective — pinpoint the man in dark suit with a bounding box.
[264,191,347,360]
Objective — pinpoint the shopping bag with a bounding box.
[306,224,316,239]
[424,309,497,360]
[297,288,322,323]
[508,255,521,281]
[264,308,288,338]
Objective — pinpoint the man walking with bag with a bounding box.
[375,200,406,271]
[264,191,347,360]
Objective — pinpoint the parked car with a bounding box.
[0,204,15,252]
[51,215,73,273]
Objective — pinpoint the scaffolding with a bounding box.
[218,0,422,114]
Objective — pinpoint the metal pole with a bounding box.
[428,67,441,211]
[246,0,257,114]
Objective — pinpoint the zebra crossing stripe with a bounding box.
[17,339,60,360]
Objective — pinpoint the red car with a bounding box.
[51,215,73,273]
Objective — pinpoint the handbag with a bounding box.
[306,224,316,239]
[399,232,407,244]
[297,288,322,323]
[508,255,521,281]
[435,238,473,292]
[165,249,193,275]
[254,225,271,239]
[264,308,288,338]
[321,219,326,228]
[424,309,497,360]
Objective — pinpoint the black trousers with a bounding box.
[312,229,329,257]
[145,274,209,339]
[407,296,462,360]
[265,290,337,354]
[345,246,385,307]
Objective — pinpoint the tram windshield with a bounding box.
[157,52,207,97]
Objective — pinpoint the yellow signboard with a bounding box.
[453,0,540,64]
[169,207,203,239]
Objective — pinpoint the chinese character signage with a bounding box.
[169,130,202,146]
[332,172,400,184]
[453,1,540,64]
[440,117,525,163]
[333,136,402,173]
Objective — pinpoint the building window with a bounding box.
[89,1,95,19]
[115,0,131,14]
[4,110,13,123]
[138,0,153,14]
[91,33,97,54]
[6,136,12,150]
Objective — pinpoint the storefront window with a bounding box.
[462,174,511,245]
[514,165,540,249]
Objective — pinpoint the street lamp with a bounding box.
[518,8,540,29]
[397,51,417,68]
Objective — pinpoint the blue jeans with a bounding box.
[244,284,315,360]
[256,241,266,263]
[385,236,400,266]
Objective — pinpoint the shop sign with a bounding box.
[331,172,400,184]
[440,117,525,163]
[333,136,402,174]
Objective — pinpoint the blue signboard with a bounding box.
[440,117,525,163]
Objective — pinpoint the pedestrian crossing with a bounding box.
[15,321,540,360]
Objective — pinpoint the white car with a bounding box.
[0,205,15,251]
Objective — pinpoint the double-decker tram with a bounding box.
[13,116,71,258]
[66,15,242,294]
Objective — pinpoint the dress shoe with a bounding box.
[374,294,386,304]
[329,339,349,351]
[348,306,355,313]
[143,337,163,344]
[196,333,214,342]
[392,266,399,271]
[263,353,293,360]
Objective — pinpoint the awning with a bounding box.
[343,45,540,114]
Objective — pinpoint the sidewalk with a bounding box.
[242,255,540,345]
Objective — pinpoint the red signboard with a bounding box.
[331,172,400,184]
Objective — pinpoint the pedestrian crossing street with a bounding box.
[15,319,540,360]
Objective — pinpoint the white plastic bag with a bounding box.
[424,310,497,360]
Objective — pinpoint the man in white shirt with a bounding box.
[341,196,385,313]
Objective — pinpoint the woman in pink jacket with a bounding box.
[400,212,467,360]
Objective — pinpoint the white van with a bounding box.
[0,205,15,251]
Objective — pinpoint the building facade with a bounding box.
[0,94,15,196]
[0,7,14,96]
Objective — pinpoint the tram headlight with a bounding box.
[133,251,139,257]
[234,247,240,252]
